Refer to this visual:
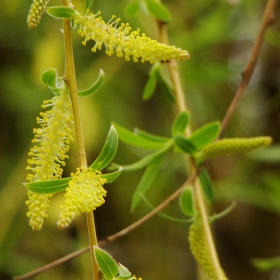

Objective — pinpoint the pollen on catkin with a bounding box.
[26,89,74,231]
[27,0,49,29]
[188,219,228,280]
[73,10,190,63]
[57,168,107,229]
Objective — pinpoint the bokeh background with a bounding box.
[1,0,280,279]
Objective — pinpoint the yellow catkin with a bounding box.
[26,88,74,230]
[201,137,272,160]
[27,0,49,29]
[57,168,107,229]
[73,10,190,63]
[188,220,228,280]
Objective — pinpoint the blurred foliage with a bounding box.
[1,0,280,280]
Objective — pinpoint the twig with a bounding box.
[61,0,100,278]
[220,0,277,137]
[12,173,197,280]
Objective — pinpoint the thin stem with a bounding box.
[61,0,100,279]
[159,15,225,280]
[220,0,277,137]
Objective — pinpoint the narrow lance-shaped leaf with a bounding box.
[78,69,105,97]
[155,69,175,104]
[138,0,149,16]
[199,168,213,202]
[251,256,280,272]
[145,0,171,23]
[134,128,170,144]
[83,0,94,13]
[188,121,220,150]
[142,75,157,100]
[113,122,168,150]
[24,177,71,194]
[131,154,164,212]
[172,111,190,136]
[101,167,123,183]
[47,6,77,19]
[94,246,119,280]
[89,125,118,171]
[124,0,141,17]
[179,186,195,216]
[120,140,173,171]
[174,134,197,154]
[142,62,161,100]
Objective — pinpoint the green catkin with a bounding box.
[200,137,272,160]
[27,0,49,29]
[74,10,190,63]
[188,220,228,280]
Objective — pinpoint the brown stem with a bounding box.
[220,0,277,137]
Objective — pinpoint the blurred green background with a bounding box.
[1,0,280,279]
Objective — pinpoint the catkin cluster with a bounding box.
[57,168,107,229]
[201,137,272,160]
[26,89,74,230]
[27,0,49,29]
[74,10,190,63]
[189,220,228,280]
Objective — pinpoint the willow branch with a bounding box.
[12,173,197,280]
[61,0,100,279]
[220,0,277,137]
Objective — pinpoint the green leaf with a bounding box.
[94,246,118,280]
[141,194,193,223]
[134,128,170,144]
[142,75,157,100]
[113,122,168,150]
[188,121,220,150]
[120,140,173,171]
[41,68,57,88]
[172,111,190,136]
[24,178,70,194]
[89,125,118,171]
[41,68,64,95]
[179,186,195,216]
[209,202,236,223]
[101,167,122,183]
[124,0,140,17]
[118,264,132,277]
[251,256,280,272]
[155,70,175,104]
[248,144,280,164]
[138,0,149,15]
[131,155,164,212]
[84,0,94,13]
[47,6,77,19]
[145,0,171,23]
[199,168,213,202]
[78,69,105,97]
[174,135,197,154]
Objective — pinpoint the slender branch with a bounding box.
[12,174,197,280]
[220,0,277,137]
[61,0,100,279]
[160,10,225,280]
